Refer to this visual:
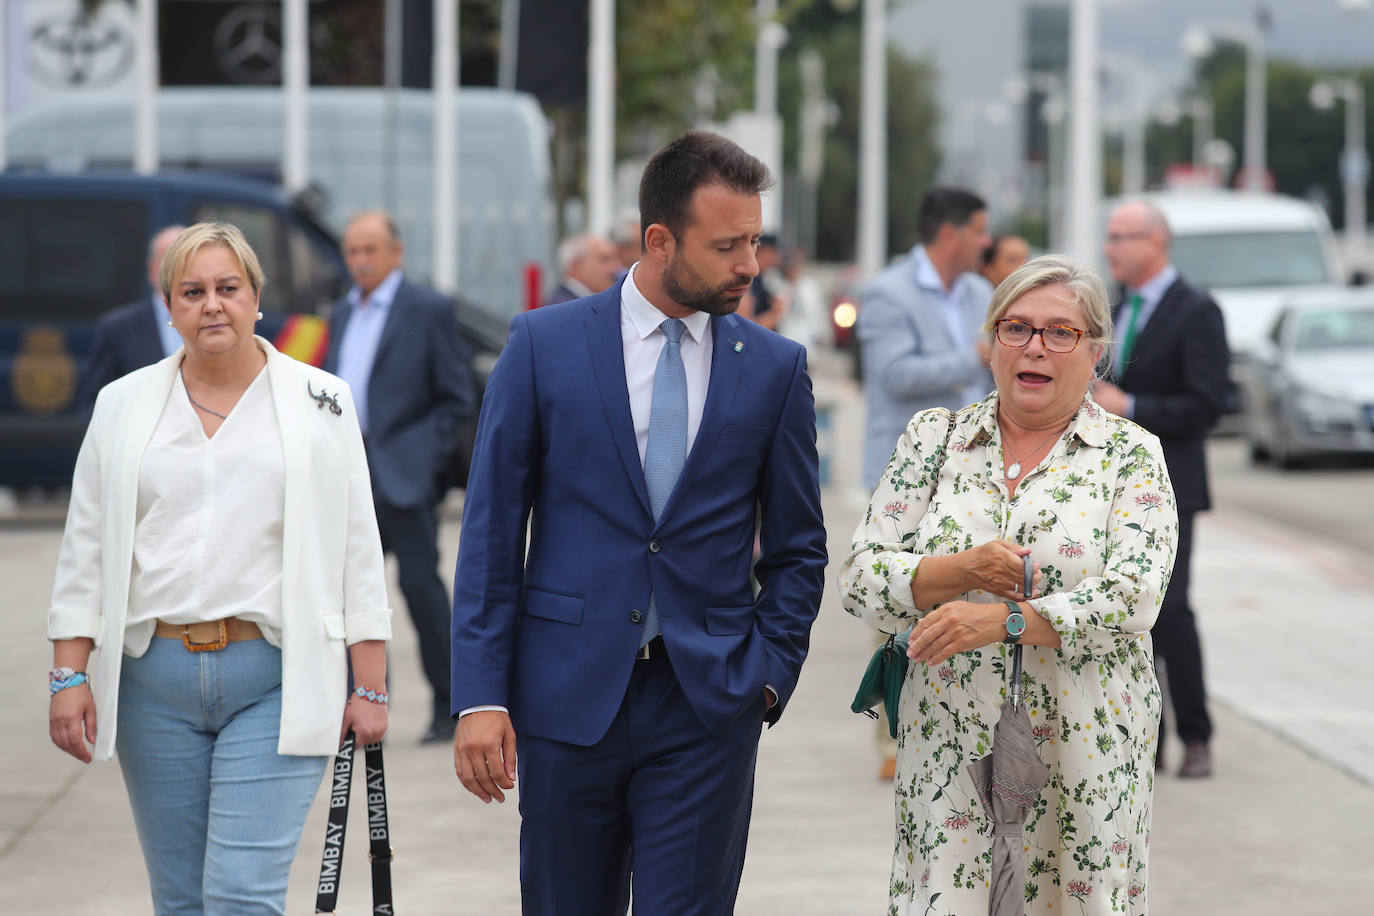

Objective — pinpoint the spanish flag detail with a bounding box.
[274,314,330,367]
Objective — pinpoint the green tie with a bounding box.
[1118,294,1144,368]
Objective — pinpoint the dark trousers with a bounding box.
[1154,510,1212,745]
[516,649,766,915]
[374,498,453,724]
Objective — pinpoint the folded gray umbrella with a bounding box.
[965,555,1051,916]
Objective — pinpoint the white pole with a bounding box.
[586,0,615,236]
[1065,0,1101,264]
[134,0,158,174]
[0,0,8,171]
[1121,104,1146,195]
[856,0,887,277]
[1191,93,1213,174]
[498,0,520,91]
[282,0,308,192]
[433,0,458,290]
[1241,29,1266,189]
[1345,81,1367,270]
[754,0,777,116]
[799,49,825,256]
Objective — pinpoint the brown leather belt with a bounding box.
[154,617,262,652]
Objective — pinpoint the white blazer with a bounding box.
[49,338,392,760]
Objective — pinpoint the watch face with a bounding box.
[1006,612,1026,638]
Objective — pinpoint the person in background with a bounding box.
[979,233,1031,289]
[609,209,642,277]
[545,232,620,306]
[324,210,474,745]
[77,225,186,408]
[1094,198,1230,779]
[777,246,825,351]
[48,220,391,915]
[744,232,790,331]
[856,186,994,779]
[842,255,1177,914]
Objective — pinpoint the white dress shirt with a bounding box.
[125,365,287,645]
[335,268,403,434]
[621,264,713,464]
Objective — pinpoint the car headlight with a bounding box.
[1293,386,1357,433]
[832,300,857,330]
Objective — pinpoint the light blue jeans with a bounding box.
[116,636,328,916]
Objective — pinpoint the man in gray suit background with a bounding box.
[858,187,994,490]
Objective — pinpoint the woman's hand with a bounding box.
[50,684,96,763]
[961,540,1042,600]
[340,694,389,748]
[907,601,1004,667]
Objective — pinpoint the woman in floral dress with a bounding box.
[840,255,1178,915]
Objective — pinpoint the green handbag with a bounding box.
[850,408,956,741]
[850,633,908,739]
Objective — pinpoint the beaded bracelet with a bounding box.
[49,671,89,695]
[353,685,388,705]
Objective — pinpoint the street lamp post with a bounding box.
[1311,79,1368,274]
[856,0,887,278]
[1182,19,1268,190]
[1065,0,1102,265]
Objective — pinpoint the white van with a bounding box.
[1134,189,1346,358]
[5,86,555,324]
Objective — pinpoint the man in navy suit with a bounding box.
[77,225,186,408]
[450,132,827,913]
[1094,199,1230,779]
[325,210,474,744]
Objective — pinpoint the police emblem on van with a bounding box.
[12,326,77,415]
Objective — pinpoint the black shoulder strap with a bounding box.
[315,731,394,914]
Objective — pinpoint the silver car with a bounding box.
[1243,291,1374,468]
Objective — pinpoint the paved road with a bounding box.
[2,361,1371,914]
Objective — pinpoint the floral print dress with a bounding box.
[840,393,1178,916]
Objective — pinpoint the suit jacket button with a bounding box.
[648,540,661,553]
[629,610,643,624]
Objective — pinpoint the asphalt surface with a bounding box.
[2,360,1371,914]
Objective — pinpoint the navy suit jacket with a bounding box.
[451,283,828,746]
[77,299,164,409]
[1109,276,1229,514]
[324,278,475,509]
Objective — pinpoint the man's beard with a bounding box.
[662,252,751,316]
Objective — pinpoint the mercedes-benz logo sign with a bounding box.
[213,4,284,84]
[29,13,133,89]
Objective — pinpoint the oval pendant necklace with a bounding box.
[1000,423,1063,480]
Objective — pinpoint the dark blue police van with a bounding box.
[0,171,347,488]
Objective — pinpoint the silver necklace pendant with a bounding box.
[1006,461,1022,479]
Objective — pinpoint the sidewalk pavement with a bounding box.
[2,368,1371,914]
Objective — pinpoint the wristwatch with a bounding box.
[1003,600,1026,645]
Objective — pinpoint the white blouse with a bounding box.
[125,366,287,647]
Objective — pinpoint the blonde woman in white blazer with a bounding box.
[47,221,392,916]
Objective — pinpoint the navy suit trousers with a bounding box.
[516,649,766,915]
[374,497,453,723]
[1154,511,1212,745]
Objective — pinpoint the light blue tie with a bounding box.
[641,318,687,647]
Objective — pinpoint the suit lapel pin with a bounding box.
[733,340,744,353]
[307,381,343,416]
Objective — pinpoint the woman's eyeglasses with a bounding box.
[994,319,1085,353]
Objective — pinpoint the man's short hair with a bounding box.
[557,233,596,273]
[345,209,402,245]
[638,131,774,245]
[918,187,987,243]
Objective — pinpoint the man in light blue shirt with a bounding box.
[858,188,994,490]
[325,210,474,744]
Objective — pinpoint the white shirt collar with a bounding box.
[912,245,967,299]
[1130,263,1178,307]
[347,268,404,311]
[621,264,712,345]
